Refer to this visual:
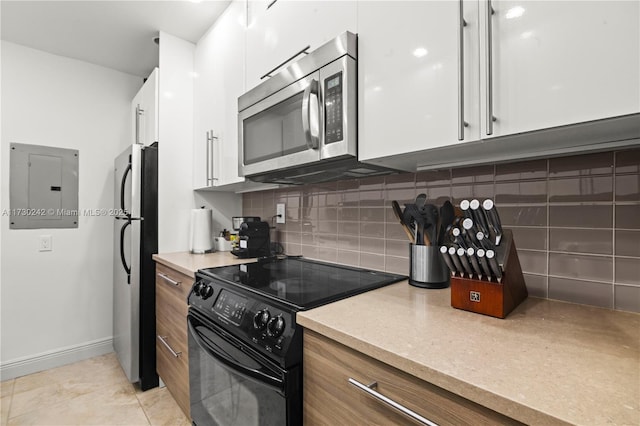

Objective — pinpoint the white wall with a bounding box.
[157,32,196,252]
[0,41,141,378]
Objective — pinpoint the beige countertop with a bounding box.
[152,251,256,277]
[297,281,640,426]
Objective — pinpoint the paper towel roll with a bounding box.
[190,208,214,254]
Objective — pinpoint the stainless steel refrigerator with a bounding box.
[113,142,158,390]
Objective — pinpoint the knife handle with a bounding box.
[485,249,503,282]
[476,249,493,279]
[457,247,474,277]
[459,199,473,219]
[448,246,464,276]
[440,246,457,276]
[482,199,503,245]
[466,247,484,279]
[470,199,491,235]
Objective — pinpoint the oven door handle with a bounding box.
[187,315,285,392]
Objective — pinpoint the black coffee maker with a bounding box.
[232,220,271,258]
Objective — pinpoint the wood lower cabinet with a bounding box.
[155,263,192,418]
[303,330,522,426]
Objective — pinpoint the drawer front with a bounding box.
[156,263,192,302]
[155,263,191,418]
[303,330,522,426]
[156,324,190,417]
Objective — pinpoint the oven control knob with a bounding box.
[267,315,285,338]
[193,282,205,296]
[253,309,270,330]
[201,285,214,299]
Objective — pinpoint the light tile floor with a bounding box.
[1,353,190,425]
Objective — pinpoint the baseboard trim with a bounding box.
[0,337,114,381]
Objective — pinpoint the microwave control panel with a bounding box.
[324,72,343,144]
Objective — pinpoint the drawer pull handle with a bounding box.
[158,273,181,287]
[348,378,438,426]
[157,335,182,358]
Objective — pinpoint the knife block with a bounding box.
[450,230,528,319]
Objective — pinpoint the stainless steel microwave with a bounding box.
[238,32,396,185]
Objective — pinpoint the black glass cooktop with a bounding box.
[198,256,407,310]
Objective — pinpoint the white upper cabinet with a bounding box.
[193,0,246,189]
[479,0,640,138]
[245,0,357,90]
[131,68,159,146]
[358,0,481,163]
[359,0,639,170]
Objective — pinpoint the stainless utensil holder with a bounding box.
[409,244,450,289]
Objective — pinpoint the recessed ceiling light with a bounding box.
[506,6,525,19]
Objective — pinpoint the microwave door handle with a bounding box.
[302,79,319,149]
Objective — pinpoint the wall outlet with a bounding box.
[276,203,286,224]
[39,235,52,252]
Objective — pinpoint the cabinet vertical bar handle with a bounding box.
[486,0,495,135]
[211,133,219,183]
[458,0,468,141]
[206,131,211,185]
[157,335,182,357]
[135,104,144,145]
[157,272,181,287]
[348,378,439,426]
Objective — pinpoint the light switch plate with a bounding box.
[39,235,52,251]
[276,203,285,224]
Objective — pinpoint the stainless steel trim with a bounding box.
[239,31,357,112]
[302,79,319,149]
[157,335,182,357]
[348,379,438,426]
[260,45,310,80]
[486,0,495,135]
[157,272,181,287]
[319,56,357,160]
[458,0,468,141]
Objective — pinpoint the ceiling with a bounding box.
[1,0,232,78]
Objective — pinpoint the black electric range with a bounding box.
[187,256,406,426]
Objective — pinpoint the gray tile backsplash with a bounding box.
[243,148,640,313]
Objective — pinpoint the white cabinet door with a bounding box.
[245,0,357,90]
[131,68,159,147]
[194,0,246,189]
[480,0,640,138]
[142,68,159,145]
[131,89,144,145]
[358,0,481,163]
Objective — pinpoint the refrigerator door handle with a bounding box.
[120,162,132,215]
[120,220,132,284]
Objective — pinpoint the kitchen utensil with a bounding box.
[466,247,484,279]
[448,246,464,274]
[469,199,490,234]
[391,201,415,244]
[438,201,455,245]
[476,248,493,277]
[486,249,503,282]
[415,193,427,210]
[404,203,429,245]
[422,203,439,245]
[459,199,473,219]
[476,230,496,251]
[439,245,457,275]
[457,247,474,277]
[462,217,480,247]
[482,199,503,245]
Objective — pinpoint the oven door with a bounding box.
[187,311,300,426]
